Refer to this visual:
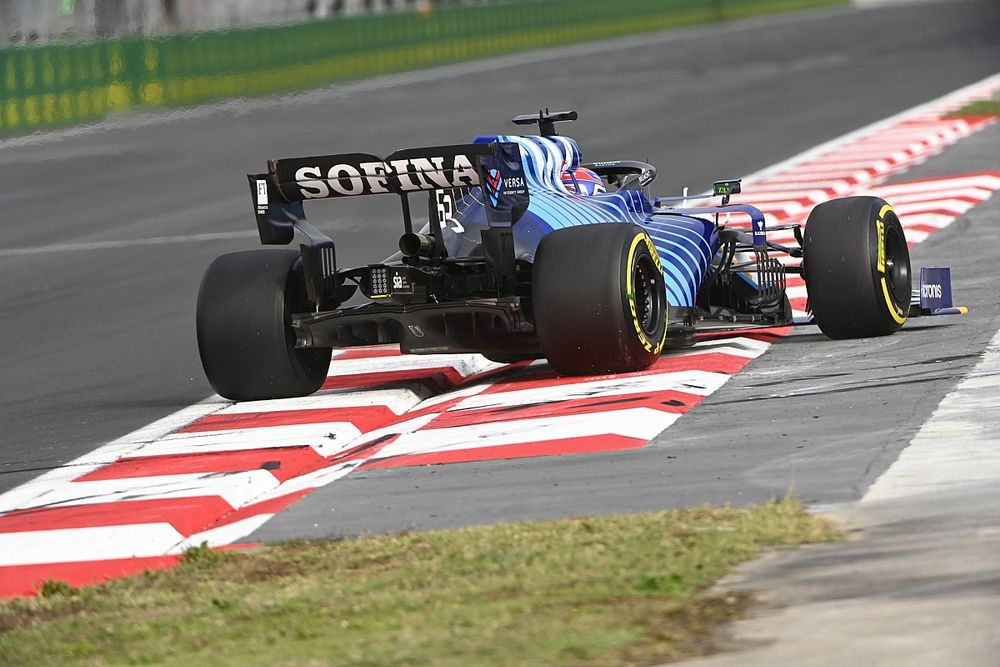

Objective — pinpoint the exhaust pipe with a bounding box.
[399,232,436,258]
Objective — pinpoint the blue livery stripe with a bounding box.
[459,134,720,307]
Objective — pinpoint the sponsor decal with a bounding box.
[435,189,454,223]
[435,190,464,233]
[485,168,502,207]
[389,268,414,295]
[919,267,953,311]
[477,141,529,225]
[752,215,766,247]
[288,154,480,200]
[876,217,886,274]
[921,283,943,299]
[255,179,268,215]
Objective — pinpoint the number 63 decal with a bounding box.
[435,190,464,233]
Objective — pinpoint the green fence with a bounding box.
[0,0,841,135]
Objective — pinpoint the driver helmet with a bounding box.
[561,167,606,196]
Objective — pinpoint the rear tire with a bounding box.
[197,249,331,401]
[803,196,910,339]
[533,223,668,375]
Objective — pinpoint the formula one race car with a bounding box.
[197,110,964,401]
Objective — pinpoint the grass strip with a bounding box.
[946,92,1000,118]
[0,498,837,666]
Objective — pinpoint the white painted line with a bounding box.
[412,382,495,410]
[862,327,1000,503]
[247,462,360,504]
[0,397,227,513]
[752,180,855,194]
[0,231,259,258]
[0,524,186,566]
[786,285,809,300]
[895,199,977,216]
[871,174,1000,195]
[325,353,501,378]
[741,74,1000,187]
[373,407,682,460]
[217,388,421,416]
[143,422,364,457]
[864,188,994,204]
[897,213,961,229]
[18,470,278,512]
[793,159,894,174]
[772,169,879,183]
[457,369,735,410]
[175,514,275,551]
[687,336,775,358]
[737,189,833,203]
[902,229,931,243]
[753,203,808,217]
[831,144,923,156]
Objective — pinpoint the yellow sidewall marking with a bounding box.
[876,218,885,273]
[881,276,907,324]
[876,204,906,325]
[626,232,667,355]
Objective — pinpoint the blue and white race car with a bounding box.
[196,110,960,401]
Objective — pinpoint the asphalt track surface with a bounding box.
[1,0,998,510]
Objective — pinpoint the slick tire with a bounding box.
[197,249,331,401]
[803,196,911,339]
[533,223,668,375]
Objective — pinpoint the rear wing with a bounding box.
[246,141,529,309]
[249,141,528,244]
[271,144,490,202]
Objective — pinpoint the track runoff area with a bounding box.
[1,75,998,597]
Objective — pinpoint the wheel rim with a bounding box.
[632,253,665,336]
[883,221,910,307]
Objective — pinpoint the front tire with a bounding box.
[803,196,910,339]
[533,223,668,375]
[197,250,331,401]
